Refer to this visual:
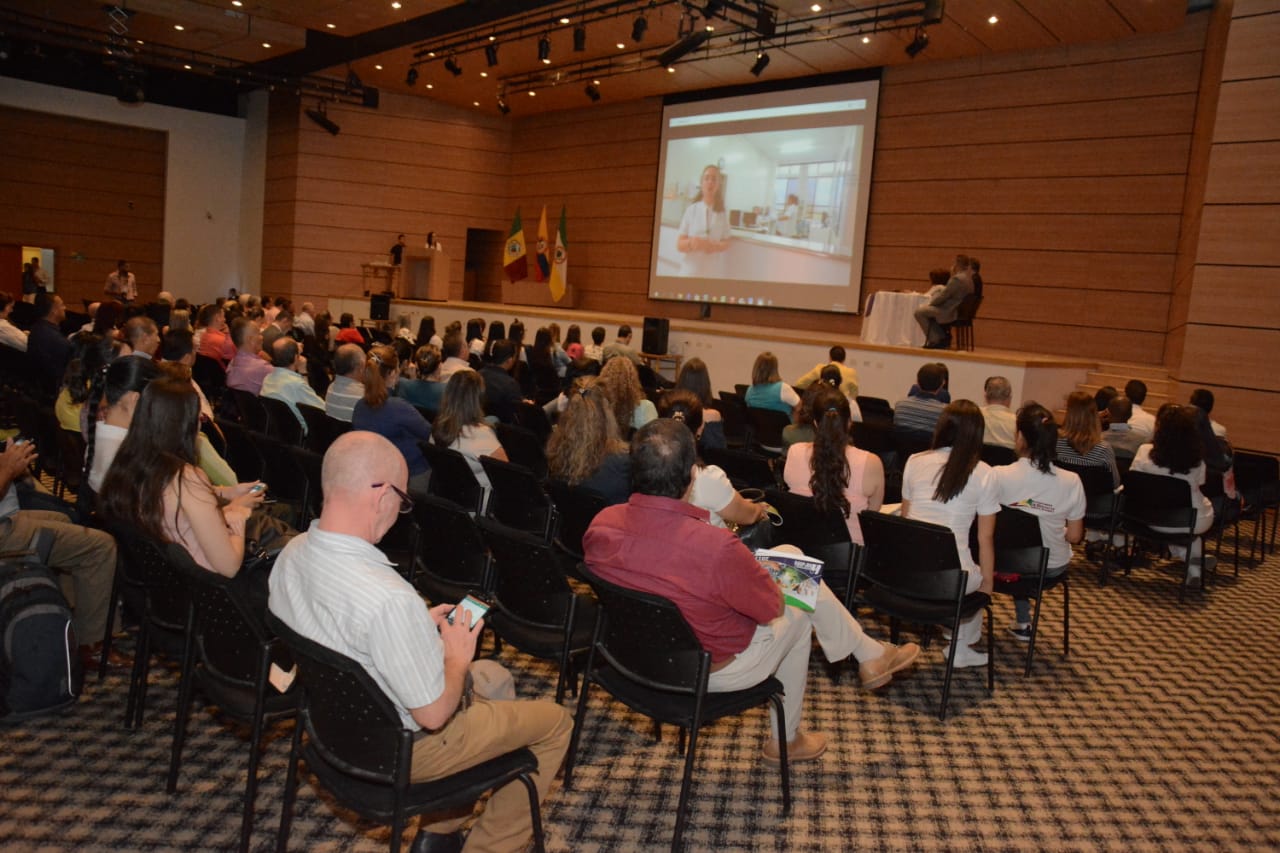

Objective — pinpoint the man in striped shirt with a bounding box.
[893,362,949,439]
[269,432,571,853]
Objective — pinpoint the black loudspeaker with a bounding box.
[642,316,669,354]
[370,293,391,321]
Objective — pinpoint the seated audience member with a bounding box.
[268,431,571,852]
[437,332,475,383]
[92,300,125,338]
[84,357,162,493]
[602,324,641,366]
[196,303,235,367]
[1101,396,1145,459]
[160,329,237,487]
[0,292,29,351]
[914,254,973,349]
[263,308,293,352]
[546,378,631,505]
[659,391,768,529]
[168,309,192,335]
[1190,388,1227,439]
[480,340,529,424]
[782,382,821,452]
[907,362,951,404]
[1130,404,1215,582]
[508,320,530,365]
[584,420,920,763]
[744,351,799,416]
[29,293,73,393]
[597,355,657,434]
[57,333,115,432]
[432,370,507,500]
[793,345,859,400]
[99,377,266,580]
[561,342,600,391]
[980,376,1017,449]
[466,318,487,358]
[325,343,366,423]
[123,316,160,360]
[1057,391,1120,488]
[334,313,365,346]
[1094,385,1118,430]
[416,315,442,350]
[673,357,724,450]
[261,338,325,433]
[893,362,949,438]
[396,345,445,413]
[783,385,885,545]
[991,404,1085,640]
[584,325,606,363]
[527,328,561,405]
[900,400,999,668]
[1124,379,1156,442]
[226,317,272,395]
[548,323,571,378]
[294,302,316,338]
[351,345,432,496]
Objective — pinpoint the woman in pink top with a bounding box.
[99,377,265,578]
[783,385,884,544]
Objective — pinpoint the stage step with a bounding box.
[1078,383,1172,409]
[1085,372,1173,395]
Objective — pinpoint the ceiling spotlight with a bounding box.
[405,66,418,86]
[485,42,499,66]
[702,1,724,17]
[497,97,511,115]
[305,102,340,135]
[538,35,551,63]
[584,83,601,102]
[904,28,929,58]
[444,56,462,76]
[573,24,587,52]
[750,51,770,77]
[616,42,626,49]
[988,15,999,24]
[559,16,571,24]
[631,15,648,43]
[862,35,871,44]
[655,30,710,67]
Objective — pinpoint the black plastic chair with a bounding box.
[513,400,553,445]
[409,494,493,605]
[854,511,994,720]
[980,444,1017,468]
[217,418,265,483]
[192,354,227,409]
[245,431,306,526]
[762,488,857,605]
[287,445,325,526]
[480,456,559,542]
[266,613,545,853]
[296,403,334,453]
[419,442,485,514]
[478,518,597,704]
[1234,450,1279,559]
[990,507,1062,677]
[855,395,894,426]
[163,543,297,853]
[1118,470,1201,601]
[564,566,790,852]
[949,293,982,351]
[746,407,791,456]
[715,391,750,449]
[702,446,777,491]
[546,479,608,567]
[495,422,548,479]
[259,395,305,446]
[228,388,268,433]
[1054,460,1121,581]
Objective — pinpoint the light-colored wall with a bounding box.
[0,78,262,305]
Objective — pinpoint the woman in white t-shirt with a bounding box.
[84,355,162,494]
[432,370,507,506]
[991,403,1086,640]
[676,164,731,278]
[659,391,765,530]
[900,400,1001,668]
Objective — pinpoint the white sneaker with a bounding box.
[941,643,989,668]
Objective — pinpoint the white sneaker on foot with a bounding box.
[941,643,989,668]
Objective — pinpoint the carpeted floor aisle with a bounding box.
[2,523,1278,851]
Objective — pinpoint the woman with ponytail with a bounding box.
[783,384,883,544]
[351,344,433,496]
[659,390,766,528]
[991,403,1086,640]
[84,356,163,493]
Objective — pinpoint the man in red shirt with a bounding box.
[584,420,919,763]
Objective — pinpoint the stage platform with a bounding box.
[331,297,1096,411]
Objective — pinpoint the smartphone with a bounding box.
[249,483,267,495]
[446,594,491,630]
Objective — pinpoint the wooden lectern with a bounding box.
[402,247,448,301]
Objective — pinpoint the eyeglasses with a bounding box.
[372,482,414,514]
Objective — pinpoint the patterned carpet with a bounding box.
[2,522,1278,852]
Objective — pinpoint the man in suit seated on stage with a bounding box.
[913,254,973,349]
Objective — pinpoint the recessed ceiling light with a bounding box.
[811,3,821,11]
[374,64,383,70]
[480,71,488,77]
[173,24,185,31]
[426,83,433,89]
[473,101,480,106]
[862,35,870,43]
[528,90,536,96]
[559,16,570,24]
[183,63,192,69]
[428,51,435,58]
[592,79,600,85]
[705,25,714,31]
[667,66,675,73]
[616,42,625,49]
[391,2,401,8]
[988,15,999,24]
[231,0,242,6]
[262,42,271,48]
[326,23,335,29]
[135,39,144,44]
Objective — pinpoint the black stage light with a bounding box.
[405,66,418,86]
[573,24,587,51]
[346,68,362,90]
[305,104,340,135]
[538,35,551,63]
[631,15,648,43]
[497,97,511,115]
[904,28,929,58]
[750,51,770,77]
[444,57,462,76]
[655,30,710,67]
[584,83,601,102]
[485,43,499,66]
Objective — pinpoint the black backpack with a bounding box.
[0,558,83,721]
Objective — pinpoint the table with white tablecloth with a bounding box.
[861,291,930,348]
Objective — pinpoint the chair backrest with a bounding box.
[856,510,969,601]
[855,396,894,425]
[297,403,331,452]
[702,447,776,490]
[259,395,304,446]
[734,383,749,399]
[230,388,268,433]
[265,611,408,783]
[479,519,575,631]
[546,479,608,560]
[56,428,86,493]
[1121,470,1197,529]
[494,422,548,479]
[288,445,325,525]
[1054,459,1115,498]
[578,565,708,695]
[480,456,558,541]
[953,293,982,327]
[850,419,893,454]
[410,494,493,598]
[892,429,934,463]
[192,355,227,405]
[1232,450,1278,497]
[109,525,190,633]
[715,391,749,445]
[246,431,308,503]
[419,442,484,514]
[513,401,552,444]
[746,407,791,452]
[762,488,854,585]
[993,506,1050,576]
[216,417,265,482]
[980,444,1017,468]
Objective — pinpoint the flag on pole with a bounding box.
[549,206,568,303]
[535,206,551,282]
[503,209,527,282]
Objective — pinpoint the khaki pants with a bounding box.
[411,698,572,853]
[0,510,116,645]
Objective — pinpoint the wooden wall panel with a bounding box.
[0,105,166,308]
[873,136,1192,180]
[1179,326,1280,392]
[1212,78,1280,142]
[1196,205,1280,266]
[1204,141,1280,202]
[1186,266,1280,328]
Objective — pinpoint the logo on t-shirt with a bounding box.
[1010,498,1054,513]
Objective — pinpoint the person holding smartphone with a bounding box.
[269,432,571,853]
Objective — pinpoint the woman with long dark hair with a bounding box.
[351,345,433,496]
[660,390,766,528]
[1130,404,1215,581]
[900,399,1000,668]
[528,327,561,405]
[482,319,505,361]
[783,385,884,544]
[991,403,1086,638]
[546,377,630,504]
[84,356,163,493]
[415,315,441,349]
[99,377,265,578]
[432,370,506,498]
[674,357,724,450]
